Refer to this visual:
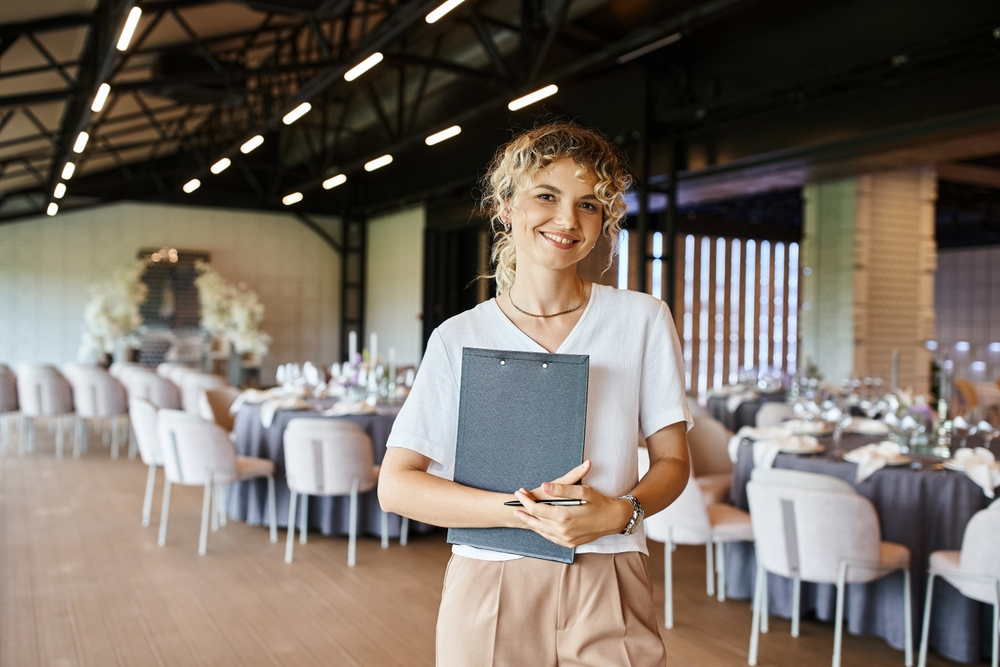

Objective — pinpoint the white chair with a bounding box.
[156,362,190,379]
[122,370,181,409]
[69,369,129,459]
[198,386,241,433]
[688,414,735,506]
[639,445,752,628]
[130,397,164,527]
[746,468,913,667]
[756,402,796,428]
[0,365,18,457]
[165,365,197,389]
[179,372,227,415]
[156,409,277,555]
[109,361,145,379]
[918,499,1000,667]
[283,418,406,566]
[16,366,74,458]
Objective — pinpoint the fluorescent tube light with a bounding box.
[92,83,111,112]
[426,0,465,23]
[425,125,461,145]
[323,174,347,189]
[117,7,142,51]
[344,52,384,81]
[47,202,59,216]
[282,192,303,206]
[183,179,201,193]
[364,155,393,172]
[61,162,75,180]
[53,183,66,199]
[508,84,558,111]
[282,102,311,125]
[73,132,89,153]
[615,32,682,64]
[240,135,264,154]
[210,158,231,174]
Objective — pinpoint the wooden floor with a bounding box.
[1,431,985,667]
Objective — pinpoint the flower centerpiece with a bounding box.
[78,260,148,363]
[193,261,271,358]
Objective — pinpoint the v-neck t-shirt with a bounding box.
[386,283,692,560]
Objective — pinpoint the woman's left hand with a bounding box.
[511,461,634,548]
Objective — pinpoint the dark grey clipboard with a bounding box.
[447,347,589,564]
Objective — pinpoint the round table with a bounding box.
[227,399,432,539]
[727,432,996,663]
[707,391,786,431]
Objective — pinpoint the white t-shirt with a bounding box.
[385,283,692,560]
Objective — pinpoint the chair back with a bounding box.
[69,370,127,418]
[688,415,734,476]
[756,402,796,428]
[197,386,241,432]
[109,361,145,380]
[16,368,73,416]
[639,445,711,544]
[747,470,881,584]
[0,365,17,413]
[62,362,100,383]
[156,362,190,379]
[156,410,236,486]
[179,372,227,415]
[123,371,181,409]
[283,418,376,496]
[955,502,1000,604]
[953,378,978,414]
[129,397,162,466]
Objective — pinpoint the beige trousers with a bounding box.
[436,552,667,667]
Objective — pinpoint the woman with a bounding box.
[379,122,691,666]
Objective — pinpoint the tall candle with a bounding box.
[370,332,378,363]
[890,349,899,394]
[348,331,357,362]
[389,347,396,385]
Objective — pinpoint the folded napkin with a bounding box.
[845,441,903,483]
[782,419,832,436]
[951,448,1000,498]
[260,397,311,428]
[323,401,377,416]
[847,418,892,436]
[727,425,794,462]
[709,383,750,397]
[727,390,760,413]
[230,387,284,414]
[751,435,821,469]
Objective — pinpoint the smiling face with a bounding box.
[506,158,604,275]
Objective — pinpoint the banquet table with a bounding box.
[707,390,786,431]
[227,399,432,539]
[726,432,997,664]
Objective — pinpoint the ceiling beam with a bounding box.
[938,163,1000,189]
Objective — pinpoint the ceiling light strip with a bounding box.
[425,125,461,145]
[364,155,393,172]
[282,102,312,125]
[344,52,384,81]
[92,83,111,112]
[426,0,465,23]
[117,7,142,51]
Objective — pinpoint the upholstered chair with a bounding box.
[179,372,228,415]
[122,370,181,409]
[688,414,736,506]
[16,365,74,457]
[0,364,18,457]
[197,386,242,434]
[130,397,164,527]
[69,369,129,459]
[756,402,796,428]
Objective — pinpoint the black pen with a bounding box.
[504,499,587,507]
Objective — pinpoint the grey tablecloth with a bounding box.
[707,391,786,431]
[727,432,995,663]
[228,400,432,539]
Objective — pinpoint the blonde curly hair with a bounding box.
[481,122,633,294]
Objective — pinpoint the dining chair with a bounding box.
[16,365,74,458]
[283,418,406,566]
[918,498,1000,667]
[688,414,736,505]
[122,370,182,409]
[130,397,164,527]
[156,362,190,379]
[639,444,753,628]
[198,386,241,433]
[109,361,145,379]
[0,364,18,457]
[953,378,979,414]
[756,402,796,428]
[179,372,228,415]
[156,409,277,555]
[746,467,913,667]
[69,369,129,459]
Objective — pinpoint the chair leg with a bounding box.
[128,420,137,460]
[158,480,172,546]
[285,490,298,564]
[991,600,998,667]
[903,568,914,666]
[55,417,64,459]
[833,562,848,667]
[717,541,727,602]
[142,464,157,527]
[299,492,308,544]
[665,538,675,629]
[198,471,214,555]
[792,575,801,638]
[749,558,765,665]
[73,417,82,459]
[217,483,228,528]
[918,572,935,667]
[111,415,120,459]
[381,510,389,549]
[400,517,409,546]
[211,482,221,532]
[348,477,359,566]
[706,542,715,597]
[267,475,277,544]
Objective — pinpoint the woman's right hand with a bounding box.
[519,460,592,502]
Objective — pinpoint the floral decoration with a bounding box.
[193,261,271,356]
[78,260,149,361]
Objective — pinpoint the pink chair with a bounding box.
[746,468,913,667]
[69,369,129,459]
[122,370,181,409]
[130,397,164,527]
[16,365,74,458]
[919,499,1000,667]
[283,418,402,566]
[0,365,18,457]
[640,445,752,628]
[179,372,228,415]
[156,410,277,555]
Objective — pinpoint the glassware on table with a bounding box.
[978,421,998,450]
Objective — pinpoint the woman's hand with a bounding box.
[511,460,634,548]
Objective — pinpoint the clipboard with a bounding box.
[447,347,589,563]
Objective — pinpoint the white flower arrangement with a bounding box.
[78,260,149,361]
[193,261,271,356]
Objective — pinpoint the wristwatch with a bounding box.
[618,495,644,536]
